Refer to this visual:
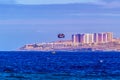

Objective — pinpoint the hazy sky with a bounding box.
[0,0,100,4]
[0,0,120,50]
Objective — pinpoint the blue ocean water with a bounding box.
[0,51,120,80]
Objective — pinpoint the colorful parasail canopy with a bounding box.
[58,33,65,38]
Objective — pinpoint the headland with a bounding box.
[19,32,120,52]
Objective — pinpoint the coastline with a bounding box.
[16,49,120,53]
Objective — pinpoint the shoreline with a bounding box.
[2,49,120,52]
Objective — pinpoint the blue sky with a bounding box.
[0,0,99,4]
[0,0,120,50]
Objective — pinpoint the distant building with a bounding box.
[94,33,98,43]
[89,34,94,43]
[82,34,93,44]
[106,32,113,42]
[72,34,80,43]
[98,33,103,43]
[103,33,108,43]
[80,34,85,43]
[72,32,113,44]
[84,34,89,44]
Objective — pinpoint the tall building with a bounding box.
[72,34,80,43]
[72,32,113,44]
[98,33,103,43]
[72,34,76,43]
[89,34,94,43]
[103,33,108,43]
[79,34,84,43]
[94,32,113,43]
[83,34,94,44]
[84,34,89,44]
[106,32,113,42]
[94,33,98,43]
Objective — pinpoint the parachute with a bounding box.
[58,33,65,38]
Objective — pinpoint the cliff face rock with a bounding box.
[19,41,120,51]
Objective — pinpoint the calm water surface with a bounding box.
[0,51,120,80]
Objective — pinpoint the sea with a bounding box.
[0,51,120,80]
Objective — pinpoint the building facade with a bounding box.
[72,32,113,44]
